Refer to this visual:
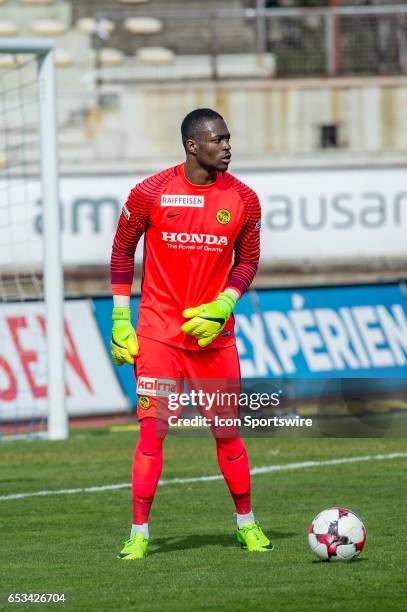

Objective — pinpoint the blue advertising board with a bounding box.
[93,283,407,406]
[236,284,407,378]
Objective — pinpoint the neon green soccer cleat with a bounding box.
[117,533,149,560]
[236,521,274,552]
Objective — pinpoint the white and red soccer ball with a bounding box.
[308,507,366,561]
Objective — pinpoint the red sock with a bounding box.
[132,417,168,524]
[216,437,251,514]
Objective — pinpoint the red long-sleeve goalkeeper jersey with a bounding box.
[111,163,261,350]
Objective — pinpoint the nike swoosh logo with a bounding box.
[167,212,181,218]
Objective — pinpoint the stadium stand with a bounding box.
[0,21,19,36]
[21,0,55,4]
[76,17,115,35]
[30,18,66,35]
[100,47,125,65]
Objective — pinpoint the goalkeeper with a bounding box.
[110,108,272,560]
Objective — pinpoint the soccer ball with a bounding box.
[308,507,366,561]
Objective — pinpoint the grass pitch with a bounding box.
[1,430,407,612]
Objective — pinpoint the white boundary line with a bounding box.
[1,452,406,502]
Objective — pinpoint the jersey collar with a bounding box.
[178,163,221,191]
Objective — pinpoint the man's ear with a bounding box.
[185,138,197,155]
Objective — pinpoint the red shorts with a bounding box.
[134,335,241,426]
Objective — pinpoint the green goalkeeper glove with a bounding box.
[110,306,138,366]
[181,292,237,348]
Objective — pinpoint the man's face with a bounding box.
[190,118,232,172]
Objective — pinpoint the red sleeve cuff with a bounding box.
[111,283,132,296]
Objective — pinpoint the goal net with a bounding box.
[0,40,67,440]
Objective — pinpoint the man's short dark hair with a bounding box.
[181,108,224,146]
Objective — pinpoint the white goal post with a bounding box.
[0,39,67,440]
